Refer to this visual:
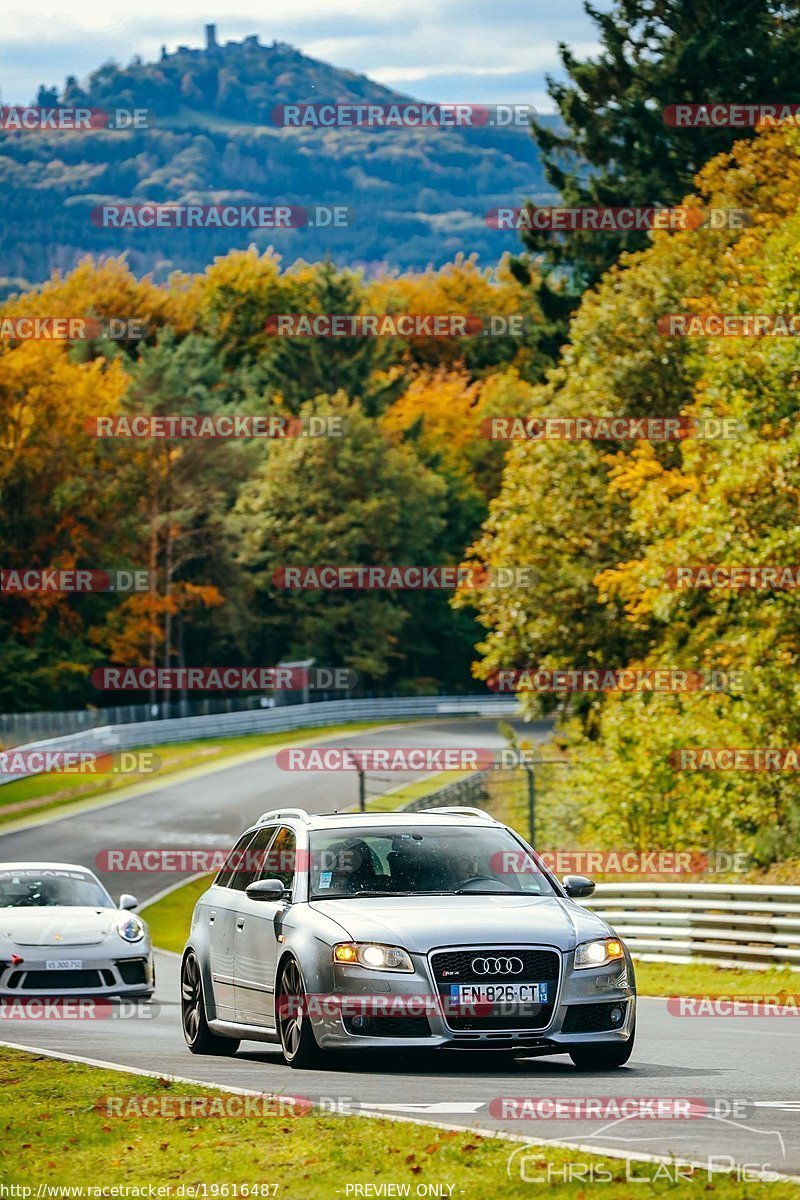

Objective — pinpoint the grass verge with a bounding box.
[632,959,799,997]
[0,1046,795,1197]
[362,768,472,812]
[0,721,403,830]
[140,876,213,955]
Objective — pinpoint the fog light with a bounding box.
[610,1005,624,1026]
[350,1015,370,1030]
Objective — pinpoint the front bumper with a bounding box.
[312,945,636,1052]
[0,947,155,997]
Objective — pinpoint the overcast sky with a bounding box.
[0,1,607,107]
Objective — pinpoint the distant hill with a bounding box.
[0,28,557,289]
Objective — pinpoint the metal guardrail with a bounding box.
[0,695,520,784]
[581,882,800,968]
[0,692,519,747]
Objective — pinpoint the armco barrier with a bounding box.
[0,695,520,784]
[581,882,800,968]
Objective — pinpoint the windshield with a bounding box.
[308,826,558,899]
[0,868,113,909]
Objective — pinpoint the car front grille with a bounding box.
[430,947,560,1031]
[7,969,115,991]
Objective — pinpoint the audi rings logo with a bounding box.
[471,956,524,976]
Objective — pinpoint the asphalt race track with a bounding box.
[1,718,799,1179]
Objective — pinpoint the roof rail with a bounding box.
[257,808,311,825]
[424,806,497,821]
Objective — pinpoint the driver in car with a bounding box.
[449,849,481,887]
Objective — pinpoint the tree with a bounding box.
[0,338,131,706]
[522,0,800,305]
[115,330,250,706]
[196,253,402,416]
[464,118,800,862]
[229,395,450,686]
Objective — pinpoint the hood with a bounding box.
[309,894,610,953]
[0,906,118,946]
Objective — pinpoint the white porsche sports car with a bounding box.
[0,862,154,998]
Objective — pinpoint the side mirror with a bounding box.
[119,894,139,911]
[563,875,595,899]
[245,878,287,902]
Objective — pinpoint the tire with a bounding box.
[569,1024,635,1071]
[181,950,240,1056]
[276,957,328,1069]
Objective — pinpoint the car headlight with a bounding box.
[116,916,145,943]
[574,938,624,969]
[333,942,413,972]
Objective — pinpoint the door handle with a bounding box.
[208,911,216,924]
[236,918,245,930]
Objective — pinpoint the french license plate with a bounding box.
[450,981,549,1006]
[45,960,82,970]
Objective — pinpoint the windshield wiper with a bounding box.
[312,889,418,899]
[454,887,517,895]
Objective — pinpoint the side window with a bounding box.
[215,831,258,888]
[259,826,296,893]
[230,825,278,892]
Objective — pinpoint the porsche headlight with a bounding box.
[333,942,413,972]
[116,916,145,943]
[574,938,624,969]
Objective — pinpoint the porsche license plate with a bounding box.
[45,960,82,970]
